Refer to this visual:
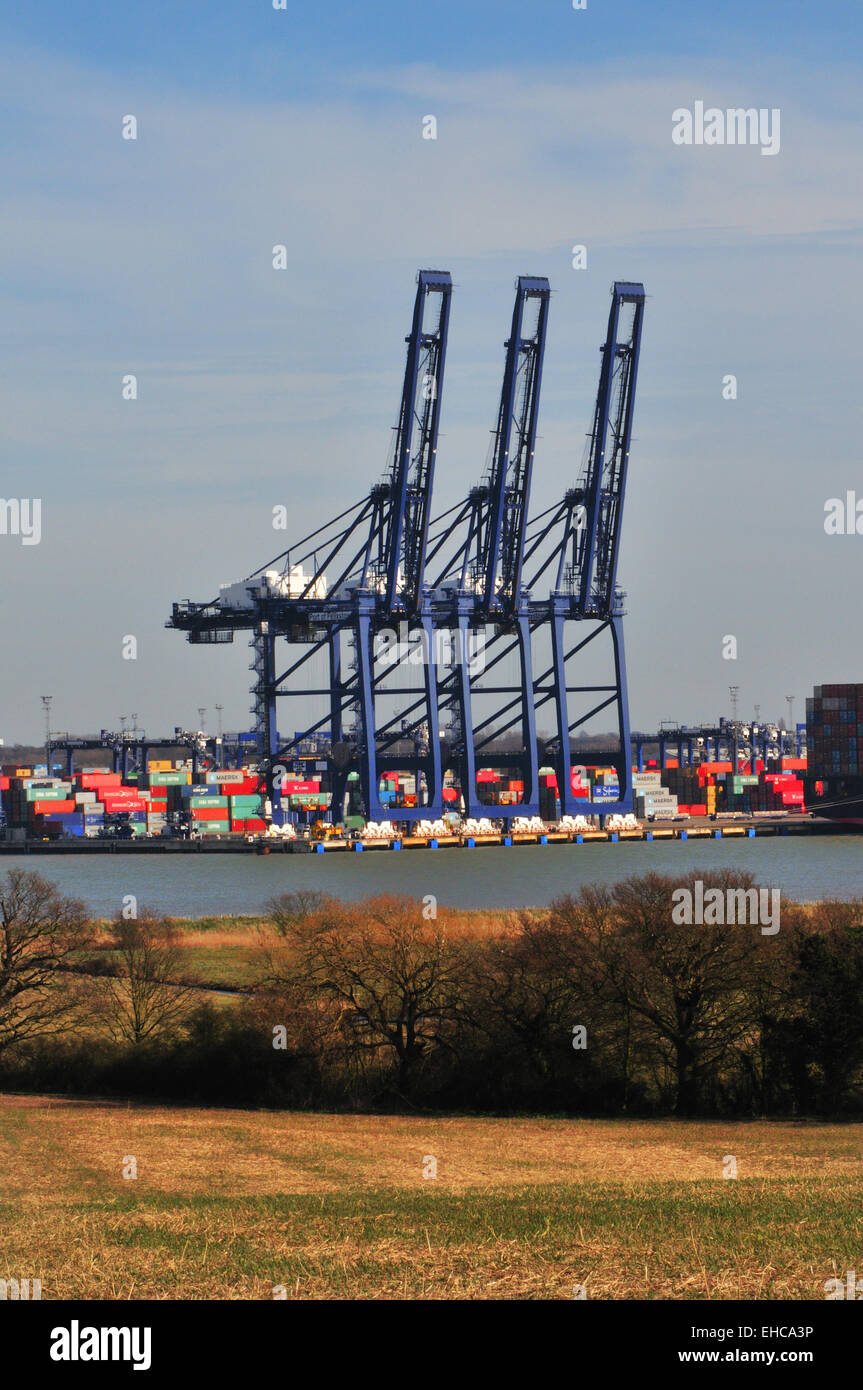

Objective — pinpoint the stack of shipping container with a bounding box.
[0,762,276,838]
[806,684,863,780]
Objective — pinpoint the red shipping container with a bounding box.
[191,806,230,821]
[0,776,8,791]
[476,770,498,783]
[245,818,266,832]
[689,805,707,816]
[278,780,320,795]
[31,799,76,814]
[230,820,244,832]
[78,773,122,788]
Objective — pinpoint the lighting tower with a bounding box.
[41,695,53,774]
[729,686,739,723]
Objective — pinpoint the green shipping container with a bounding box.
[147,772,189,787]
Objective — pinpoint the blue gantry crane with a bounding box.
[168,273,645,827]
[522,281,645,815]
[426,276,550,816]
[169,269,453,822]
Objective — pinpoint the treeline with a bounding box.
[2,868,863,1116]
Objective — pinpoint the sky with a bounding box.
[1,0,861,743]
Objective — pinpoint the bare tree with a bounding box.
[544,872,766,1116]
[0,869,92,1056]
[102,913,195,1044]
[263,893,470,1096]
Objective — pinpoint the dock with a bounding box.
[0,814,846,854]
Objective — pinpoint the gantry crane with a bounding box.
[523,282,645,815]
[169,274,645,827]
[425,276,550,816]
[169,270,453,822]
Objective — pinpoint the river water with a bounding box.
[2,835,862,917]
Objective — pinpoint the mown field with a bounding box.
[1,1098,861,1299]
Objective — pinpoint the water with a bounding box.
[2,835,862,917]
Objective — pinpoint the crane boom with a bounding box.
[576,281,644,614]
[384,269,453,614]
[481,276,550,615]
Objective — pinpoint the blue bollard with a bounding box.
[354,842,364,852]
[466,837,475,848]
[747,827,755,837]
[429,838,438,849]
[680,831,688,840]
[392,840,402,850]
[503,836,512,847]
[575,834,584,844]
[315,843,325,854]
[539,835,548,845]
[714,829,722,838]
[646,831,653,842]
[610,832,619,842]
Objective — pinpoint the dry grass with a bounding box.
[1,1098,861,1300]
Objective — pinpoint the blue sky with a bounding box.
[1,1,861,742]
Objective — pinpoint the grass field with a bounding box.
[1,1097,861,1300]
